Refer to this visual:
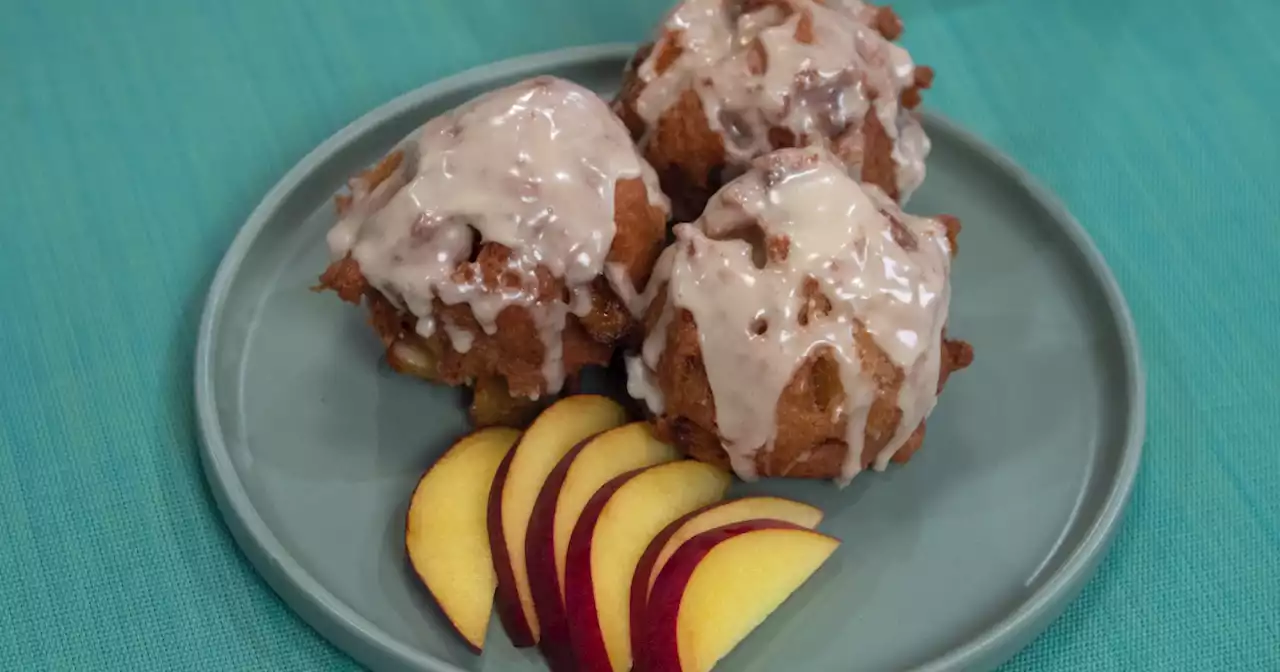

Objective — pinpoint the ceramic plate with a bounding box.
[195,44,1144,672]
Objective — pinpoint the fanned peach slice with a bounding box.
[405,427,521,651]
[642,522,840,672]
[564,460,731,671]
[526,422,681,670]
[628,497,823,659]
[487,395,627,646]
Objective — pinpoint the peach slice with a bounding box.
[488,395,628,647]
[564,460,732,672]
[641,522,840,672]
[405,427,521,652]
[628,497,823,660]
[527,423,681,671]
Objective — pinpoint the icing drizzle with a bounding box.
[631,0,929,199]
[328,76,667,395]
[628,147,951,483]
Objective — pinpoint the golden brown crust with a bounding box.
[577,277,633,346]
[653,34,685,75]
[606,177,670,291]
[872,5,904,40]
[858,104,900,201]
[642,88,730,222]
[313,256,365,304]
[470,376,546,428]
[901,65,933,110]
[643,214,973,480]
[795,9,816,44]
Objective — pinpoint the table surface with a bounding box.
[3,0,1278,670]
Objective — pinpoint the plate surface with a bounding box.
[196,44,1144,672]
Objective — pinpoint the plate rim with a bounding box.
[194,43,1145,672]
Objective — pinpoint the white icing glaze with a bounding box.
[631,0,929,199]
[328,76,668,395]
[628,147,951,483]
[441,317,475,354]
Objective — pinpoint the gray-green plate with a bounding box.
[195,44,1144,672]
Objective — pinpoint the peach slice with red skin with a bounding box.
[404,427,521,652]
[628,497,823,660]
[564,460,732,672]
[641,522,840,672]
[525,423,681,671]
[487,395,627,646]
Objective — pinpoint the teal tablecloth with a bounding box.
[2,0,1277,669]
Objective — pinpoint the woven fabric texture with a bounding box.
[1,0,1277,669]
